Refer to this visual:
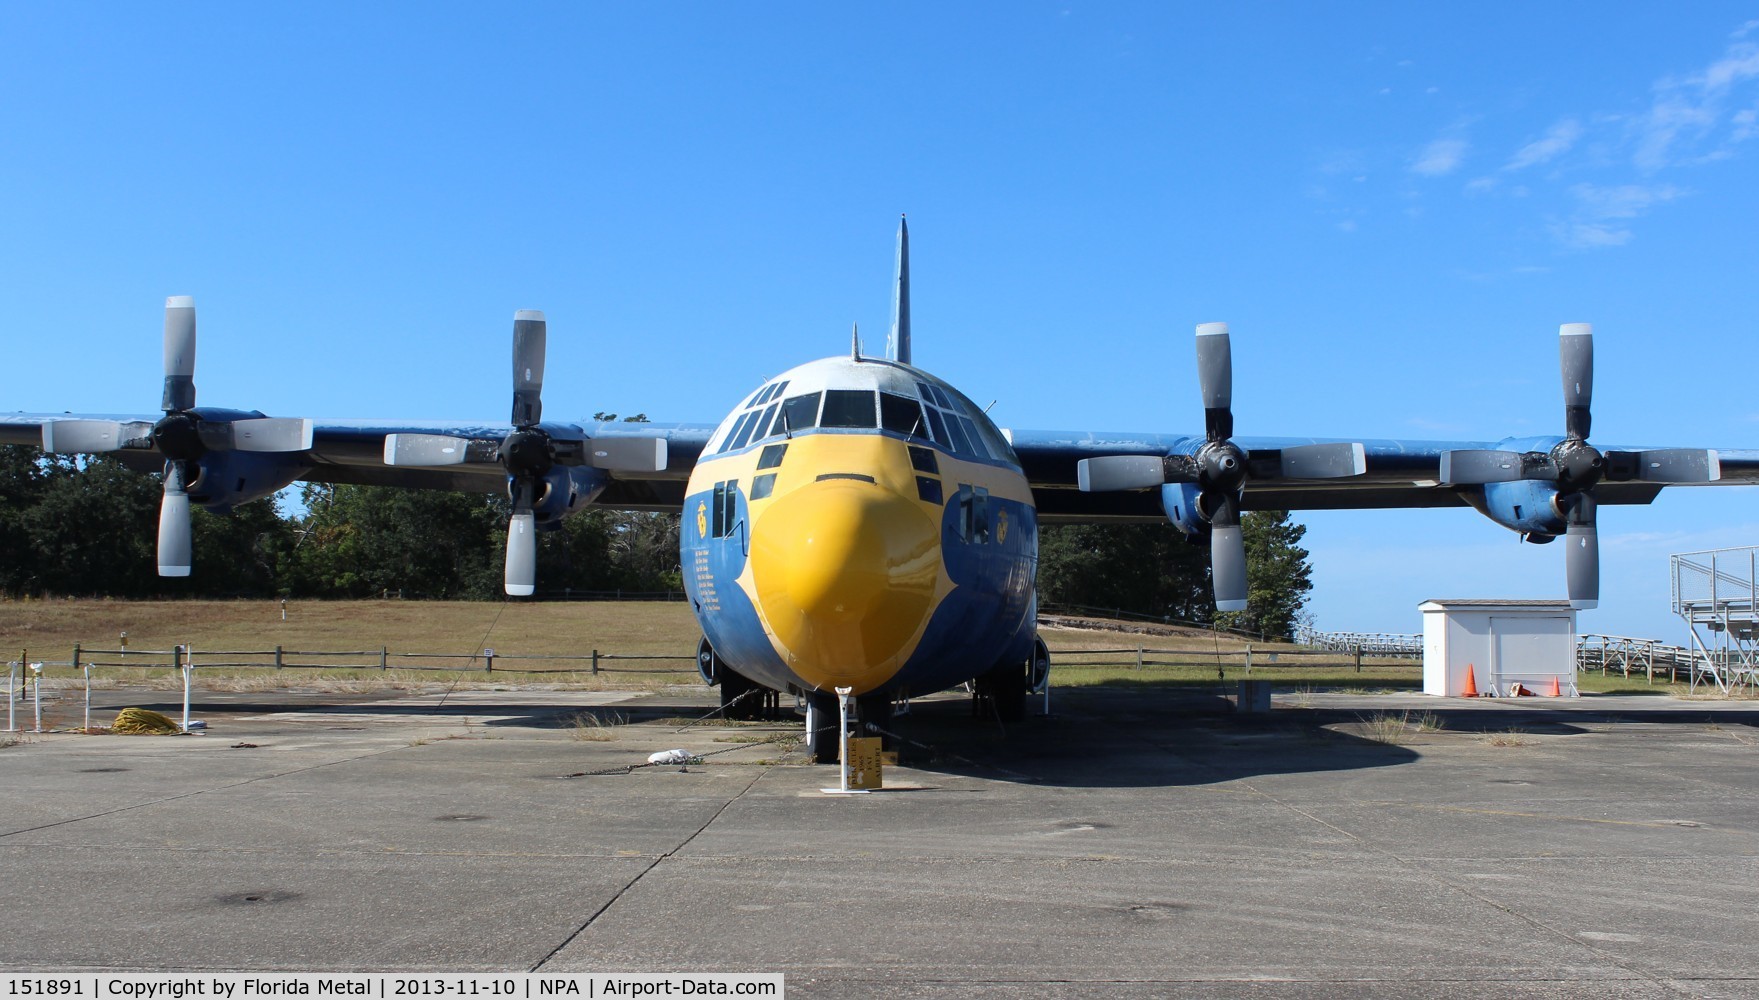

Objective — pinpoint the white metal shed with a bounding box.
[1420,599,1577,697]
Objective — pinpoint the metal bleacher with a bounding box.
[1671,545,1759,693]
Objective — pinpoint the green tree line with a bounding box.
[0,444,1315,637]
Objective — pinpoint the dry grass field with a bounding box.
[0,596,1440,692]
[2,597,1702,695]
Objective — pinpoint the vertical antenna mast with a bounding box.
[887,214,911,365]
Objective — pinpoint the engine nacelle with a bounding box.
[1159,481,1205,539]
[186,450,309,514]
[1466,436,1568,539]
[514,465,612,529]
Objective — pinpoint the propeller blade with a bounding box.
[1206,492,1248,612]
[511,310,547,427]
[228,417,313,452]
[1210,525,1248,612]
[1564,493,1598,610]
[1439,449,1526,485]
[1195,322,1233,441]
[504,511,537,596]
[162,295,197,413]
[1560,323,1592,441]
[41,419,127,453]
[586,436,669,473]
[1078,455,1167,492]
[158,461,192,577]
[1277,442,1366,479]
[384,433,482,466]
[1609,448,1722,484]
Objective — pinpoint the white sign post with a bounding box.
[819,686,869,795]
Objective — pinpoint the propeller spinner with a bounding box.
[1438,324,1720,609]
[1077,323,1367,612]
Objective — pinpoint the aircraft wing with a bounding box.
[1010,429,1759,524]
[0,412,715,512]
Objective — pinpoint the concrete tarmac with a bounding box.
[2,682,1756,998]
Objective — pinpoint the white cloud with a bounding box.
[1550,222,1633,249]
[1570,182,1684,218]
[1733,106,1759,141]
[1548,182,1685,249]
[1505,119,1583,170]
[1411,137,1468,176]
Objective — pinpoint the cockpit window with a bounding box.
[880,392,926,438]
[923,407,948,446]
[821,389,877,428]
[939,412,972,455]
[749,402,778,442]
[956,415,990,460]
[730,410,761,450]
[780,392,821,433]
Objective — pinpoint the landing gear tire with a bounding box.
[698,636,775,721]
[805,690,841,764]
[974,661,1028,723]
[856,692,895,750]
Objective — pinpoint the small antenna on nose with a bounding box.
[851,321,861,361]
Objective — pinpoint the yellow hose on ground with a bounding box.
[111,707,181,735]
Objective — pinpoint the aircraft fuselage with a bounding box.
[681,355,1038,700]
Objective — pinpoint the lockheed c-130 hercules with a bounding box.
[4,218,1755,762]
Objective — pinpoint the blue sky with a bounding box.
[4,3,1757,642]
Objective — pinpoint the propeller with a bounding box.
[1437,323,1720,609]
[1077,323,1367,612]
[383,310,668,596]
[39,296,313,577]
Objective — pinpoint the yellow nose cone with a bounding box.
[750,478,940,692]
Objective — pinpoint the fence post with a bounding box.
[1354,645,1362,674]
[485,649,494,673]
[1245,644,1253,675]
[1135,646,1143,670]
[177,645,190,732]
[592,650,600,676]
[380,646,388,671]
[275,645,283,670]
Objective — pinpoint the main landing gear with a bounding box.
[696,637,779,721]
[972,635,1050,724]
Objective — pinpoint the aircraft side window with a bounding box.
[750,402,778,441]
[908,445,938,474]
[751,473,777,500]
[916,476,943,505]
[956,485,989,542]
[730,411,761,450]
[711,479,739,537]
[924,407,949,447]
[820,389,877,428]
[757,443,787,470]
[780,392,821,433]
[880,391,925,438]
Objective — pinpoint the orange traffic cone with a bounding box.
[1461,664,1479,698]
[1546,675,1561,697]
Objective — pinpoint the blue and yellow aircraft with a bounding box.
[4,219,1756,761]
